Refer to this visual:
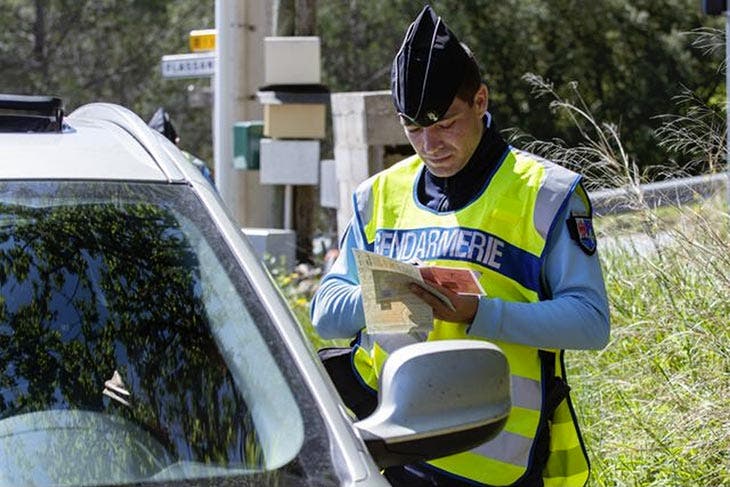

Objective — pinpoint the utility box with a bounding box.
[259,139,319,185]
[263,104,326,139]
[264,37,321,85]
[233,121,264,170]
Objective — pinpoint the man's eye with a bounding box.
[438,120,454,129]
[406,126,422,133]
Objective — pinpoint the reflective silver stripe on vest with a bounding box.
[354,175,377,234]
[472,429,533,466]
[511,375,542,411]
[513,150,580,241]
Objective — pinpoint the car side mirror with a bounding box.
[353,339,510,468]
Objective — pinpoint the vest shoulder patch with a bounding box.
[566,213,597,256]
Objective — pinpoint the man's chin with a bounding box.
[425,161,459,178]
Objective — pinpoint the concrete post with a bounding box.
[330,91,410,240]
[214,0,283,228]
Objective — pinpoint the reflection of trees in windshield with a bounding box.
[0,200,263,468]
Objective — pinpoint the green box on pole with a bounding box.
[233,121,264,170]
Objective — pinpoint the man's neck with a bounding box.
[419,113,508,211]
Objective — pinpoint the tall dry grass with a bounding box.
[518,61,729,486]
[580,198,729,486]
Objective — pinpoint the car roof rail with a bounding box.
[0,94,64,133]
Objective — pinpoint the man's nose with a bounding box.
[421,126,443,153]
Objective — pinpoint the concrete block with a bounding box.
[320,159,339,208]
[330,91,408,147]
[264,36,321,85]
[364,92,408,146]
[242,227,296,268]
[331,92,367,146]
[334,146,371,183]
[260,139,319,185]
[329,90,415,242]
[263,103,326,139]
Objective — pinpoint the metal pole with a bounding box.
[284,184,293,229]
[214,0,283,228]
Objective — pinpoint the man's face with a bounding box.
[401,84,488,178]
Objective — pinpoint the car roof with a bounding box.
[0,101,188,182]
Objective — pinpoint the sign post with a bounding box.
[161,8,281,229]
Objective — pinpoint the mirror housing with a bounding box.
[354,339,510,468]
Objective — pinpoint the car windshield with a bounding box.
[0,181,328,486]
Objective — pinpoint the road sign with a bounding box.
[190,29,216,52]
[161,53,215,79]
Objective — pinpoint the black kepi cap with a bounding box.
[391,5,474,127]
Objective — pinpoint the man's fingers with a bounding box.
[409,283,452,312]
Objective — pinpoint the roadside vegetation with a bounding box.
[580,196,729,486]
[513,62,729,486]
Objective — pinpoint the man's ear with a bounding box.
[475,84,489,113]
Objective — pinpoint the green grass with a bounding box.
[513,72,730,485]
[575,196,730,486]
[272,195,729,486]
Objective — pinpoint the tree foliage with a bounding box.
[0,0,215,161]
[0,0,724,235]
[317,0,725,175]
[0,0,722,175]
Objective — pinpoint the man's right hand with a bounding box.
[409,280,478,324]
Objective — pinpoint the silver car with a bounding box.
[0,94,511,486]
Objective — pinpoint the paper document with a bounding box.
[354,249,484,334]
[417,265,485,295]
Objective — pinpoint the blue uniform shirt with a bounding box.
[311,116,610,350]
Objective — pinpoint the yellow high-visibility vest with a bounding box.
[351,150,591,486]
